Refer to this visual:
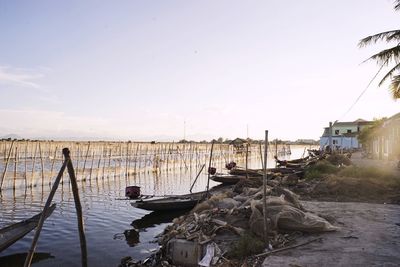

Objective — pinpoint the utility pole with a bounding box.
[329,121,333,152]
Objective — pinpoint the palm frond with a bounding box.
[378,62,400,86]
[395,0,400,11]
[359,30,400,47]
[363,44,400,65]
[389,75,400,99]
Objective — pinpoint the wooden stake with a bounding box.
[23,153,69,267]
[0,140,15,191]
[50,146,58,179]
[263,130,269,244]
[206,141,215,194]
[38,142,45,186]
[24,142,28,186]
[89,151,95,180]
[245,143,249,179]
[81,142,91,178]
[13,146,18,189]
[64,148,88,267]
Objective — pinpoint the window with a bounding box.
[333,140,338,144]
[347,129,352,133]
[334,130,339,135]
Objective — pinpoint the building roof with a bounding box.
[332,119,373,127]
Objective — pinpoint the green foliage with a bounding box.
[304,160,339,180]
[359,1,400,99]
[227,232,265,259]
[358,118,386,146]
[338,166,399,182]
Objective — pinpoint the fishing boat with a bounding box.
[210,174,261,185]
[0,204,56,252]
[131,191,207,211]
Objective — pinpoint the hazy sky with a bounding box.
[0,0,399,141]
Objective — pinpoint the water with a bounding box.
[0,146,309,267]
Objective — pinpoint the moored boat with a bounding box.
[0,204,56,252]
[131,191,207,211]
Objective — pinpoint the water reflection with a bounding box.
[0,147,308,266]
[0,252,54,267]
[131,209,191,230]
[123,229,140,247]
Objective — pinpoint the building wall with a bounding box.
[332,125,358,135]
[370,117,400,160]
[320,136,359,150]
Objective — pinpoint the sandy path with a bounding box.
[262,201,400,267]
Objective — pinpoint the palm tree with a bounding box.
[359,1,400,99]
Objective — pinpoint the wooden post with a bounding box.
[263,130,269,244]
[13,146,18,189]
[81,142,91,178]
[0,140,15,191]
[190,164,205,193]
[24,142,28,187]
[23,152,69,267]
[206,141,215,194]
[50,146,58,179]
[125,142,129,178]
[38,142,45,186]
[31,143,38,186]
[76,144,80,176]
[64,148,88,267]
[245,143,249,179]
[96,146,102,179]
[89,150,95,180]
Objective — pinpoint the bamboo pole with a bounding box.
[263,130,269,244]
[50,146,58,179]
[89,151,95,181]
[108,148,112,176]
[206,141,215,194]
[97,146,102,179]
[245,143,249,179]
[13,146,18,189]
[190,164,205,193]
[126,141,133,177]
[38,142,45,186]
[81,142,91,178]
[24,142,28,186]
[0,140,15,191]
[31,143,38,186]
[64,148,88,267]
[23,152,69,267]
[76,144,80,176]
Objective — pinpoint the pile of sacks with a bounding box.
[158,181,339,265]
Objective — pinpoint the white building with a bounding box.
[319,119,373,150]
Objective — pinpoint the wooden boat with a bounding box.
[0,204,56,252]
[131,191,207,211]
[210,174,261,185]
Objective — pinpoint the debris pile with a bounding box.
[155,183,338,266]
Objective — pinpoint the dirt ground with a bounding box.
[262,201,400,267]
[261,153,400,266]
[291,152,400,204]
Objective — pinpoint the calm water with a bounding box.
[0,146,308,267]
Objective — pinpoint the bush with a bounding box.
[304,160,339,180]
[338,166,398,181]
[227,232,265,259]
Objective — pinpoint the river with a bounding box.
[0,145,310,267]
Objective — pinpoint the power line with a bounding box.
[339,61,388,120]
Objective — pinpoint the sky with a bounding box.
[0,0,399,141]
